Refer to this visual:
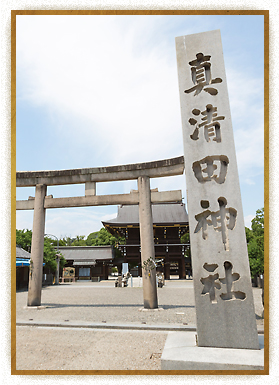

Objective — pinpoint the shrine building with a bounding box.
[102,200,191,279]
[58,245,115,281]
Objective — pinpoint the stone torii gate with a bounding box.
[16,156,184,309]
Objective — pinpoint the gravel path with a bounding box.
[15,278,264,371]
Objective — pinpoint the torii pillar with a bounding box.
[138,176,158,309]
[27,184,47,306]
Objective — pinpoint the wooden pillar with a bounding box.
[181,256,186,279]
[105,264,109,280]
[164,255,170,280]
[178,259,182,279]
[138,263,142,277]
[102,263,108,280]
[178,258,186,279]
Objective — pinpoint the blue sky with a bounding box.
[16,14,265,238]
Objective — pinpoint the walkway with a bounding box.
[15,278,264,371]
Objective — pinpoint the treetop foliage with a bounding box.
[59,228,125,247]
[246,208,264,279]
[16,229,66,273]
[17,227,126,272]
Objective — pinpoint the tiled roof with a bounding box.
[102,203,188,226]
[58,246,115,262]
[16,246,31,259]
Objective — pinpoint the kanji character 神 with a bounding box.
[194,198,237,251]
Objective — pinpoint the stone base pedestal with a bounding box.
[161,332,264,370]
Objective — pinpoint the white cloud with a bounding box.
[17,206,118,238]
[17,15,264,172]
[16,15,264,235]
[44,207,118,237]
[244,178,256,185]
[227,68,264,122]
[234,121,264,177]
[16,15,184,166]
[16,210,34,232]
[226,68,264,180]
[100,212,118,222]
[244,214,254,229]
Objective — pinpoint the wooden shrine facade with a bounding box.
[59,246,115,281]
[102,201,191,279]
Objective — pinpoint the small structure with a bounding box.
[102,201,190,279]
[59,246,115,281]
[16,246,50,288]
[62,266,76,282]
[16,246,31,290]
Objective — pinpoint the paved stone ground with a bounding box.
[16,326,168,371]
[15,278,264,371]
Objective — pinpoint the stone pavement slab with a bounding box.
[161,332,264,370]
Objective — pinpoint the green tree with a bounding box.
[91,228,117,246]
[16,229,32,251]
[58,228,125,258]
[59,236,76,246]
[43,237,59,272]
[86,231,99,245]
[246,208,264,279]
[181,231,191,258]
[16,229,66,273]
[89,227,125,258]
[44,236,66,273]
[71,235,87,246]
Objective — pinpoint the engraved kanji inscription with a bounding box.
[200,261,246,303]
[192,155,229,184]
[219,261,246,301]
[184,52,222,96]
[203,263,218,272]
[189,104,225,142]
[200,270,221,304]
[194,198,237,250]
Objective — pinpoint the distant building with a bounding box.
[16,246,53,289]
[59,245,115,281]
[16,246,31,289]
[102,202,191,279]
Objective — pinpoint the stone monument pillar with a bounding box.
[138,176,158,309]
[27,184,47,306]
[176,30,259,349]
